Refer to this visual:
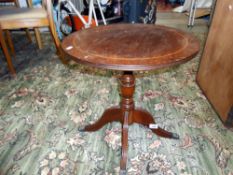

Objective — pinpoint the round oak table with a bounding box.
[61,24,199,174]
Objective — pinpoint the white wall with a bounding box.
[183,0,213,11]
[18,0,27,7]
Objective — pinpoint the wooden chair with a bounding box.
[0,0,33,56]
[0,0,66,75]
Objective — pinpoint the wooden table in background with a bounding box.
[61,24,199,174]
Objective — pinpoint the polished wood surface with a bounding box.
[62,24,199,174]
[197,0,233,126]
[62,24,199,71]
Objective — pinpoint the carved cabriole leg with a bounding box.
[120,111,129,175]
[133,109,179,139]
[119,72,135,173]
[79,107,122,132]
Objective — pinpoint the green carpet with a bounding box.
[0,26,233,175]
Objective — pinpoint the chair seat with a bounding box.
[0,8,47,21]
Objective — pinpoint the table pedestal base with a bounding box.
[79,72,179,174]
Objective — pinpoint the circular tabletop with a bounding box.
[61,24,200,71]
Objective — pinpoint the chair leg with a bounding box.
[25,28,32,43]
[48,23,68,64]
[5,30,16,57]
[34,28,43,49]
[0,27,16,75]
[14,0,20,7]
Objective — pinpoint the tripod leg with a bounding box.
[120,111,129,174]
[133,108,179,139]
[79,107,122,132]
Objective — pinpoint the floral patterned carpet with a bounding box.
[0,25,233,175]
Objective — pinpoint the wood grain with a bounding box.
[61,24,200,71]
[197,0,233,126]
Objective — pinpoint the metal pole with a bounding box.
[96,0,107,25]
[67,0,88,27]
